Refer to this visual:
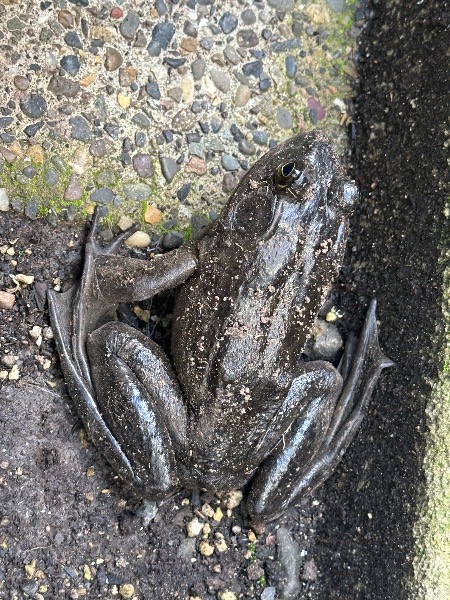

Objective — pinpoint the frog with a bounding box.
[48,130,392,523]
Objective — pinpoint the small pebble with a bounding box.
[180,37,197,52]
[64,31,82,49]
[219,11,238,34]
[210,69,230,93]
[44,170,59,185]
[131,113,151,129]
[276,106,294,129]
[241,9,256,25]
[253,130,269,145]
[237,29,259,48]
[13,75,30,91]
[118,583,135,599]
[260,588,276,600]
[117,215,134,231]
[177,183,191,202]
[164,57,187,70]
[222,172,239,193]
[285,55,297,78]
[223,46,240,66]
[24,122,43,138]
[191,58,206,80]
[123,182,151,201]
[64,174,83,201]
[159,156,181,183]
[48,75,80,98]
[183,21,197,38]
[105,47,123,71]
[146,81,161,100]
[144,204,162,224]
[58,9,75,28]
[69,115,92,141]
[125,231,151,248]
[151,22,175,50]
[0,188,10,211]
[119,10,140,40]
[238,139,256,155]
[132,153,153,178]
[110,7,123,19]
[217,592,237,600]
[243,61,263,78]
[155,0,167,16]
[147,40,161,57]
[222,154,240,171]
[91,188,115,203]
[119,66,138,86]
[89,139,108,158]
[172,109,197,132]
[162,232,184,250]
[27,144,44,163]
[199,540,215,557]
[186,156,206,175]
[200,37,213,50]
[25,196,39,220]
[60,54,80,76]
[19,94,47,119]
[0,291,15,309]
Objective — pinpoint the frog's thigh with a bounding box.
[248,361,342,521]
[87,322,188,499]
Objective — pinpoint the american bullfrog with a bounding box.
[48,130,391,522]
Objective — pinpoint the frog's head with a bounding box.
[217,129,357,248]
[199,130,358,355]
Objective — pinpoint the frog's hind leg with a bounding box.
[86,321,188,499]
[248,300,393,523]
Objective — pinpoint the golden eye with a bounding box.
[274,161,302,189]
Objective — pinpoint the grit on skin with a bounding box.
[0,1,368,599]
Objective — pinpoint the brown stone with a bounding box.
[0,147,17,163]
[0,291,15,309]
[105,47,123,71]
[27,145,44,163]
[119,66,138,87]
[13,75,30,91]
[180,37,198,52]
[57,9,74,28]
[185,156,207,175]
[144,204,162,224]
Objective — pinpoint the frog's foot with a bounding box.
[248,300,393,523]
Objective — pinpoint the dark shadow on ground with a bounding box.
[311,2,449,599]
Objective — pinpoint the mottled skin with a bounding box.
[48,130,391,522]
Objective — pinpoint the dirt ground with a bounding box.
[1,1,449,600]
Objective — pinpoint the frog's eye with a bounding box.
[274,162,302,189]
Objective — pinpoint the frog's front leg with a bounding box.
[48,208,197,493]
[248,301,393,523]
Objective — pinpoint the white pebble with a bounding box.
[0,188,10,212]
[125,231,151,248]
[186,517,203,538]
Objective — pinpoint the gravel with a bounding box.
[19,94,47,119]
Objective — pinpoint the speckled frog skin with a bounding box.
[48,130,391,522]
